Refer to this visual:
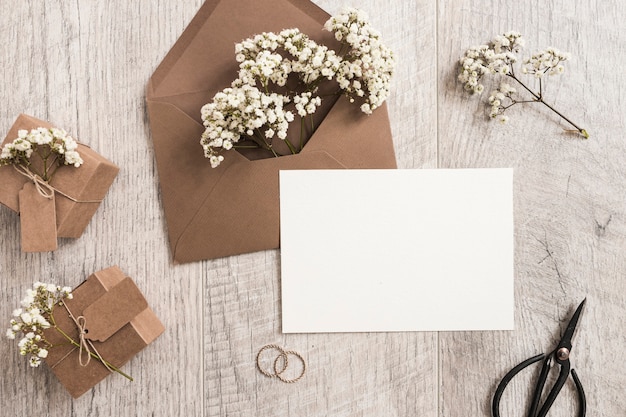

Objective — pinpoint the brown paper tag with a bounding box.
[82,277,149,342]
[18,182,58,252]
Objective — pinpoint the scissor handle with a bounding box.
[535,355,570,417]
[572,369,586,417]
[492,353,545,417]
[492,354,586,417]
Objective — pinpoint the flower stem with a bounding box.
[52,325,133,381]
[252,130,280,157]
[46,156,61,182]
[299,118,305,151]
[507,74,589,138]
[284,138,297,154]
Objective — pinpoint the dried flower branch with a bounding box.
[458,31,588,138]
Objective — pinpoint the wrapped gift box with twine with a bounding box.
[0,114,119,252]
[43,266,165,398]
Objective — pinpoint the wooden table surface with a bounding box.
[1,1,625,416]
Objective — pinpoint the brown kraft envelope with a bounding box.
[146,0,397,263]
[0,114,119,246]
[44,266,165,399]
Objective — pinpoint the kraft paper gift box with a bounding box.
[43,266,165,399]
[146,0,397,264]
[0,114,119,252]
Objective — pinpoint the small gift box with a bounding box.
[43,266,165,398]
[0,114,119,252]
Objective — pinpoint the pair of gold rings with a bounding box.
[256,344,306,383]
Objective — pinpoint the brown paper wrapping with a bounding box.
[18,183,58,252]
[0,114,119,251]
[146,0,397,263]
[43,266,165,399]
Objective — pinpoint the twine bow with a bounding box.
[61,302,115,372]
[12,164,102,203]
[13,165,55,199]
[75,315,93,367]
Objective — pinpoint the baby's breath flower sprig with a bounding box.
[200,7,395,168]
[458,32,588,139]
[324,7,396,114]
[7,282,132,381]
[6,282,73,368]
[0,127,84,181]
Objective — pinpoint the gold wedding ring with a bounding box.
[256,344,306,383]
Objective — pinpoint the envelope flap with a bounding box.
[174,150,346,262]
[301,96,396,168]
[147,99,248,250]
[149,0,222,95]
[82,277,148,342]
[148,0,336,99]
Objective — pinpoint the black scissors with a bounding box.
[492,299,586,417]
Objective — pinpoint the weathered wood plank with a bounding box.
[202,1,439,416]
[1,1,205,415]
[438,0,626,415]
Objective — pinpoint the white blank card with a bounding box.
[279,169,514,333]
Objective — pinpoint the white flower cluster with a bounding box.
[522,47,570,78]
[458,31,524,95]
[200,85,295,167]
[457,31,589,139]
[0,127,83,170]
[200,8,395,168]
[7,282,72,368]
[293,92,322,117]
[488,82,517,124]
[234,29,341,87]
[324,7,396,114]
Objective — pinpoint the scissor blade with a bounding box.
[558,299,586,351]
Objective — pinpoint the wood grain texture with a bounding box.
[438,1,626,416]
[1,0,623,416]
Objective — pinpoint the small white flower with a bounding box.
[21,295,34,308]
[209,155,224,168]
[13,139,32,152]
[6,329,15,339]
[37,349,48,358]
[20,313,33,324]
